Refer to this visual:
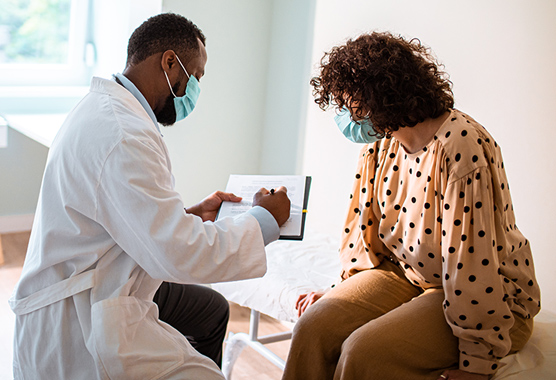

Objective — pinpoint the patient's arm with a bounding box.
[296,291,326,318]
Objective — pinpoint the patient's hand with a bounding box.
[186,191,242,222]
[296,291,325,318]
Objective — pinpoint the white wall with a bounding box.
[0,129,48,216]
[162,0,273,205]
[93,0,163,79]
[161,0,315,204]
[259,0,316,175]
[303,0,556,312]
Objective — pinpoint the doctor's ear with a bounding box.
[161,50,178,71]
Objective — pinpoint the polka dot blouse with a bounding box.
[338,109,541,374]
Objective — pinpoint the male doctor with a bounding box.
[10,13,290,380]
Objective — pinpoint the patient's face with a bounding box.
[335,94,369,121]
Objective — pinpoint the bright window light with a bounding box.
[0,0,92,86]
[0,0,72,64]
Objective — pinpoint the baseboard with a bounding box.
[0,214,34,234]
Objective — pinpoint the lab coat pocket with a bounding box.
[91,296,186,380]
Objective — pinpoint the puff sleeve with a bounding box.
[440,167,513,375]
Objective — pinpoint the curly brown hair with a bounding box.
[310,32,454,136]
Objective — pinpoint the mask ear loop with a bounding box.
[175,55,190,79]
[164,54,190,98]
[164,71,177,98]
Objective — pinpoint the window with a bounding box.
[0,0,92,86]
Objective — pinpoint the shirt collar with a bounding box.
[113,73,162,135]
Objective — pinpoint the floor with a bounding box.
[0,231,291,380]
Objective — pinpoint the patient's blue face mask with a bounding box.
[334,107,382,144]
[164,55,200,122]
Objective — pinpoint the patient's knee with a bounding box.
[293,301,328,339]
[292,297,356,352]
[335,327,388,379]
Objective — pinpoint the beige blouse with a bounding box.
[339,109,540,374]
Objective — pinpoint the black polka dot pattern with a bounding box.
[337,109,540,374]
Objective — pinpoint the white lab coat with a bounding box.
[9,77,268,379]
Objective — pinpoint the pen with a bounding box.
[270,189,275,194]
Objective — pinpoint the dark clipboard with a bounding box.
[279,176,311,241]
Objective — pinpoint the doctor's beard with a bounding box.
[156,81,181,126]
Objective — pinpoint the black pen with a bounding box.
[270,189,275,194]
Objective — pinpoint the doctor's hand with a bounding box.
[296,291,325,318]
[252,187,290,227]
[186,191,242,222]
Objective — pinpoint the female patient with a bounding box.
[282,32,540,380]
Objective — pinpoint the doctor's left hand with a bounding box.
[186,191,242,222]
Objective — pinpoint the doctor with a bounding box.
[10,12,290,380]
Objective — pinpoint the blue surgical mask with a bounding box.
[334,107,381,144]
[164,55,200,122]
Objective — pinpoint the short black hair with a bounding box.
[126,13,206,66]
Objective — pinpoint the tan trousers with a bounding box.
[281,260,533,380]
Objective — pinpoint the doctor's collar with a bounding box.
[113,73,163,137]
